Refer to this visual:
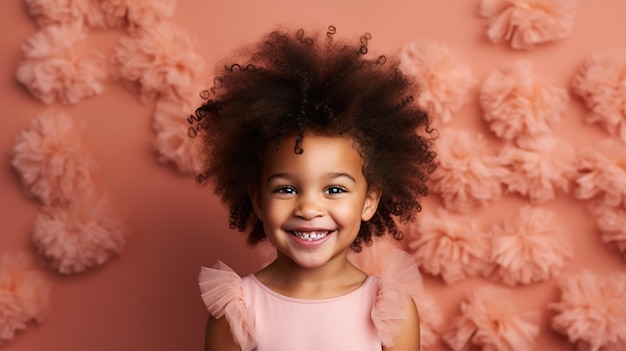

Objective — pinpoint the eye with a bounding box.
[274,186,297,195]
[324,186,347,195]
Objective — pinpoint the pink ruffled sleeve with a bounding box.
[198,261,257,351]
[371,249,422,347]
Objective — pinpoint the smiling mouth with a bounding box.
[292,231,329,241]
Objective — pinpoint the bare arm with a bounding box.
[204,316,241,351]
[383,297,421,351]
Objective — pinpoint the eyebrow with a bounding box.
[265,172,357,184]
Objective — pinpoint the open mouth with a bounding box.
[292,231,329,241]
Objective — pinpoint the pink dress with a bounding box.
[198,250,420,351]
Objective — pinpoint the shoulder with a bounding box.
[204,315,241,351]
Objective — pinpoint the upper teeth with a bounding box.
[293,231,328,241]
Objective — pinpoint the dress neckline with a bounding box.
[246,274,377,304]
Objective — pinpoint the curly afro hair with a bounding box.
[191,25,436,250]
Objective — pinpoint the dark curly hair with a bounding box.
[191,25,436,250]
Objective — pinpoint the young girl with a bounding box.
[194,25,436,351]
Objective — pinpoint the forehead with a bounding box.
[260,134,365,177]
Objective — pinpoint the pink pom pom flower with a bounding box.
[32,195,127,274]
[480,60,569,146]
[490,206,572,285]
[571,50,626,143]
[572,138,626,212]
[443,286,540,351]
[499,135,576,204]
[398,40,475,124]
[11,111,93,206]
[407,209,494,284]
[153,94,205,174]
[430,130,507,213]
[111,21,204,104]
[595,206,626,260]
[0,253,50,346]
[16,23,107,105]
[550,270,626,351]
[479,0,577,49]
[99,0,176,30]
[24,0,105,28]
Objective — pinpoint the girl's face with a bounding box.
[250,134,381,270]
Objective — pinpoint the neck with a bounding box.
[257,251,366,299]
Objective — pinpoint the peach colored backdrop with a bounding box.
[2,1,625,350]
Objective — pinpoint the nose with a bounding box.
[293,192,324,219]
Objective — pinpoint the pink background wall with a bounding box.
[2,0,625,350]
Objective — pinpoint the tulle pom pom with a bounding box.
[443,286,540,351]
[24,0,105,28]
[499,136,576,204]
[572,138,626,212]
[595,206,626,260]
[406,209,493,284]
[398,40,475,124]
[430,130,507,213]
[479,0,577,49]
[491,206,572,285]
[32,195,127,274]
[571,50,626,143]
[0,253,50,346]
[550,270,626,351]
[480,60,568,145]
[99,0,176,30]
[153,94,205,174]
[11,111,93,206]
[111,21,204,104]
[16,23,107,105]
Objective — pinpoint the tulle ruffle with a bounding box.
[198,262,257,351]
[371,249,425,347]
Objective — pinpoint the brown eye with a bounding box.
[324,186,347,195]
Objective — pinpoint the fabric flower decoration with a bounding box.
[99,0,176,30]
[430,129,507,213]
[153,94,205,174]
[490,206,572,285]
[16,23,107,105]
[32,194,127,274]
[11,111,93,206]
[478,0,577,49]
[110,21,204,104]
[571,50,626,143]
[499,135,576,204]
[595,206,626,260]
[550,270,626,351]
[406,209,493,284]
[0,253,50,346]
[571,138,626,212]
[398,40,475,124]
[24,0,105,28]
[443,286,540,351]
[480,60,569,146]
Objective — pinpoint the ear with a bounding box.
[361,186,382,222]
[248,185,265,221]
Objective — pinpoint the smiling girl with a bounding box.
[195,26,436,351]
